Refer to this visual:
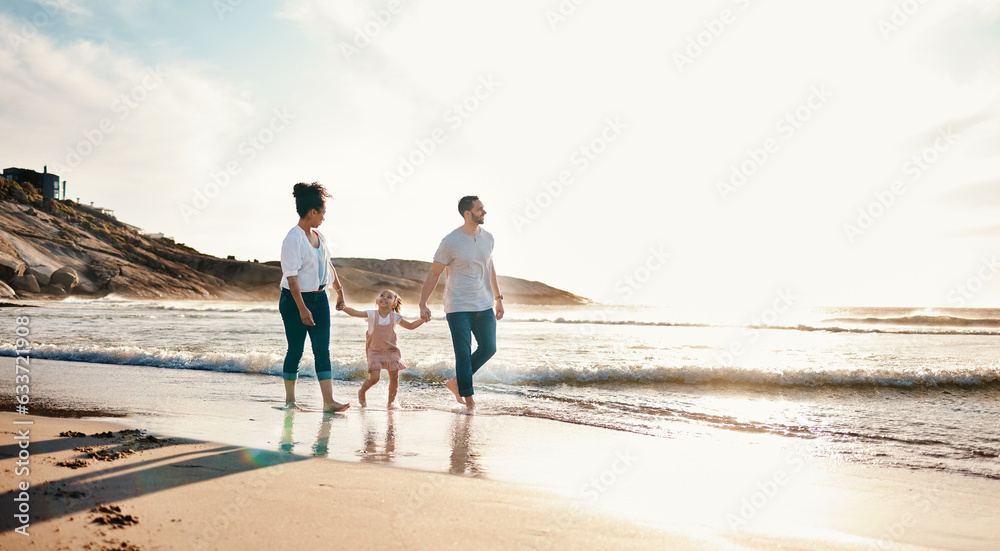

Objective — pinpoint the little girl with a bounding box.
[338,289,424,408]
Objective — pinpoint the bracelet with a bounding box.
[496,294,503,300]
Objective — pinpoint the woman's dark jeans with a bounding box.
[279,288,332,381]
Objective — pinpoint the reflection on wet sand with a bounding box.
[279,409,295,453]
[279,409,337,457]
[275,407,487,477]
[314,412,335,457]
[359,409,397,464]
[450,413,486,477]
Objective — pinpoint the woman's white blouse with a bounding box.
[280,225,330,292]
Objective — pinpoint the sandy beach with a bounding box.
[0,412,697,551]
[2,388,998,550]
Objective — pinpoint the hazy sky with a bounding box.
[2,0,999,310]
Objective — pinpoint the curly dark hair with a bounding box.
[292,182,331,218]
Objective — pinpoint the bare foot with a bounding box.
[387,402,399,410]
[445,377,466,405]
[358,390,367,408]
[324,400,350,413]
[464,395,476,414]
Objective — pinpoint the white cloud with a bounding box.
[3,0,1000,305]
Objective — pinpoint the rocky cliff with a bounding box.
[0,177,588,304]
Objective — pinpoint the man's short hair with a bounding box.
[458,195,479,216]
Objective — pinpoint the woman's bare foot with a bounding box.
[358,390,367,408]
[445,377,465,405]
[323,400,350,413]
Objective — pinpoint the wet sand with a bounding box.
[1,406,998,550]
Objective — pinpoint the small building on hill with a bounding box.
[2,166,60,199]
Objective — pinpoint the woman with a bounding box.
[278,182,350,412]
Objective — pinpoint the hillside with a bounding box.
[0,177,589,305]
[327,258,588,306]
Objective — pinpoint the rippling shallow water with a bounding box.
[4,297,999,479]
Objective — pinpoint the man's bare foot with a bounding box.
[445,377,465,405]
[358,390,367,408]
[463,395,476,414]
[323,400,350,413]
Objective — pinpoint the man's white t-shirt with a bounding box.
[433,227,495,314]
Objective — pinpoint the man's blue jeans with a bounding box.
[279,288,332,381]
[446,309,497,397]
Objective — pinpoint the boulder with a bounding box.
[11,274,40,293]
[27,267,50,287]
[76,280,101,294]
[41,197,58,214]
[51,266,80,291]
[43,283,67,296]
[0,249,26,283]
[0,281,15,298]
[10,189,29,204]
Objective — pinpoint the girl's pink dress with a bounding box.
[366,311,406,372]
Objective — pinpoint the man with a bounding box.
[419,196,504,412]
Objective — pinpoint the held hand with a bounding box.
[495,301,504,320]
[419,304,432,322]
[336,297,346,311]
[300,309,316,326]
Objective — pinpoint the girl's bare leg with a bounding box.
[388,370,399,408]
[445,377,465,405]
[358,371,380,407]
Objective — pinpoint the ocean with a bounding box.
[3,297,999,484]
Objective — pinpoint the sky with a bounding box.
[2,0,999,311]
